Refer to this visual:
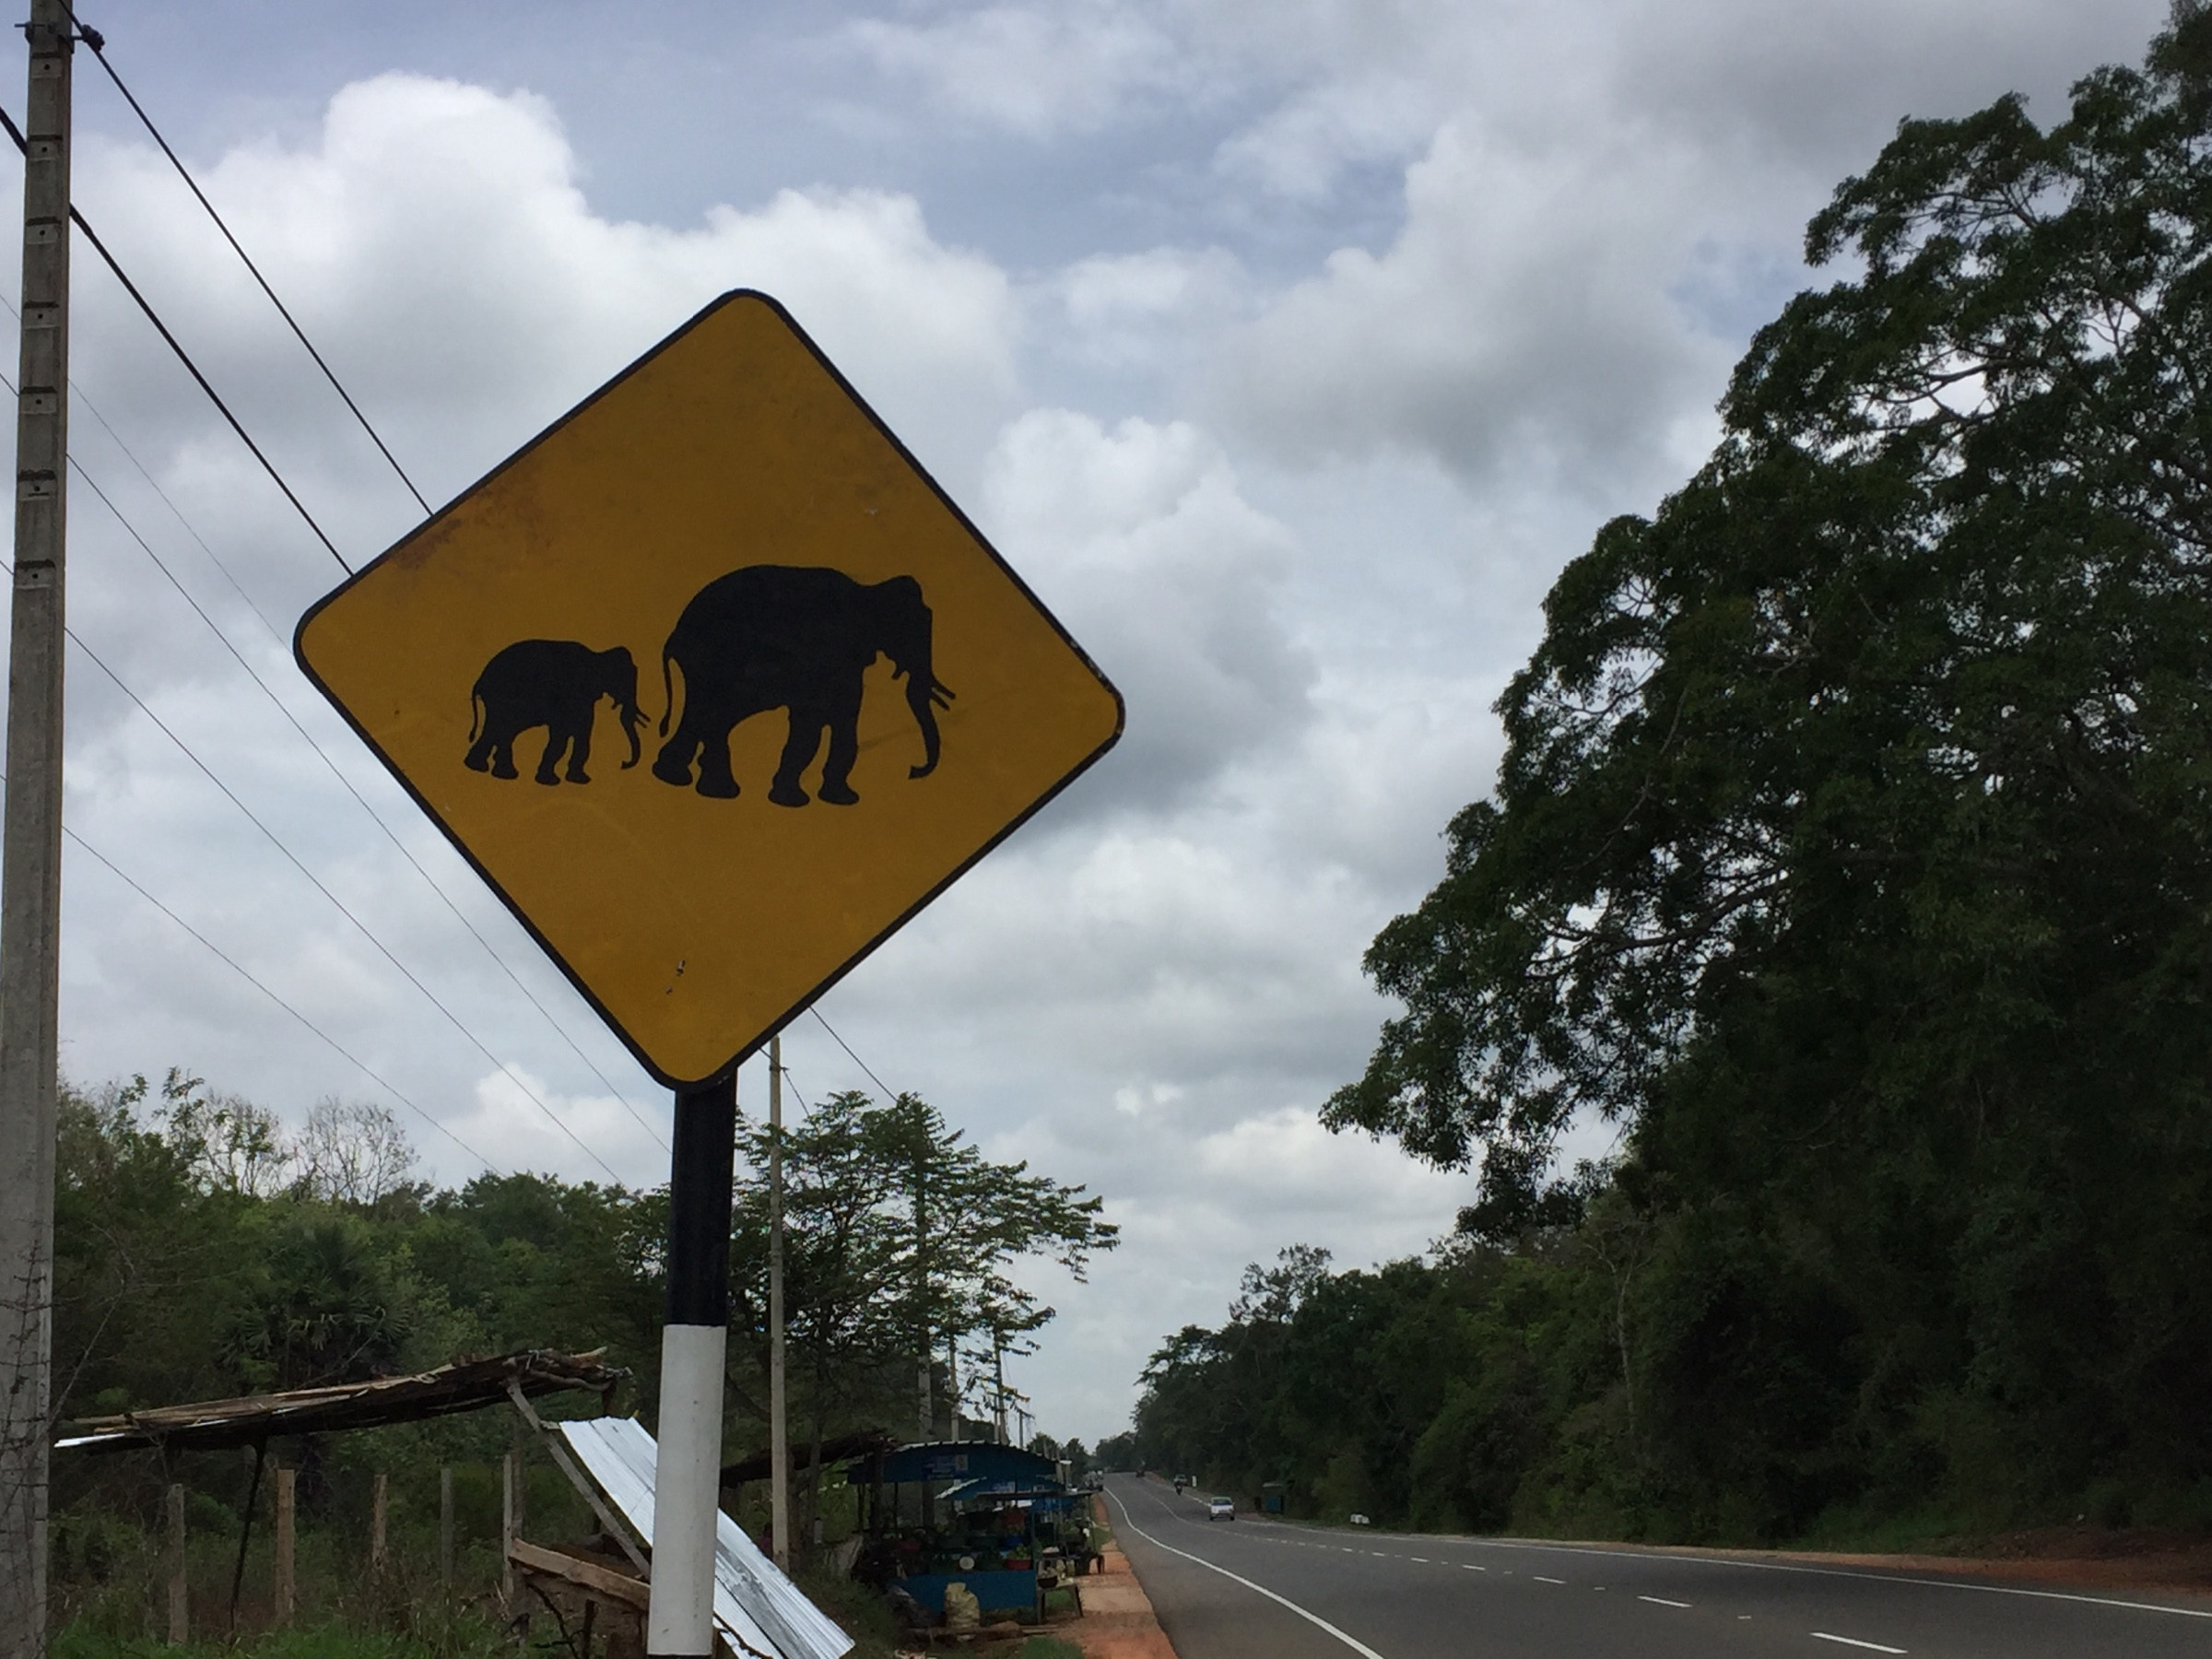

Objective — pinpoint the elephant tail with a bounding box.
[658,649,677,738]
[467,688,485,744]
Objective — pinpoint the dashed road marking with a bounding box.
[1812,1636,1905,1654]
[1639,1595,1691,1608]
[1534,1576,1566,1585]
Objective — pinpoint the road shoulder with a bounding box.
[1072,1498,1178,1659]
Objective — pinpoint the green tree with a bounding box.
[1325,6,2212,1527]
[860,1091,1116,1439]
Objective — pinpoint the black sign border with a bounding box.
[295,289,1125,1091]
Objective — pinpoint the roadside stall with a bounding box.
[848,1441,1090,1627]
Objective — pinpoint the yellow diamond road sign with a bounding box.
[296,291,1123,1088]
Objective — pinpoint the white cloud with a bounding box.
[449,1066,670,1189]
[67,73,1022,630]
[981,408,1313,806]
[844,1,1199,137]
[1041,246,1250,379]
[1210,114,1733,490]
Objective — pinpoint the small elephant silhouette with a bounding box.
[465,640,646,786]
[651,564,954,806]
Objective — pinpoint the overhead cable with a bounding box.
[809,1006,902,1103]
[0,324,668,1151]
[72,440,672,1151]
[48,611,624,1182]
[0,359,650,1166]
[0,771,502,1176]
[71,26,432,515]
[0,100,353,573]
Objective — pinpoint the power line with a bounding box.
[44,606,625,1181]
[0,334,668,1151]
[0,772,504,1176]
[0,70,633,1174]
[808,1007,902,1103]
[20,292,290,642]
[0,100,352,573]
[0,376,649,1169]
[70,21,432,516]
[69,442,671,1150]
[68,822,500,1173]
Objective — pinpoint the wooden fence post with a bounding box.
[273,1466,296,1626]
[166,1482,187,1642]
[501,1451,517,1607]
[440,1465,454,1586]
[371,1471,388,1580]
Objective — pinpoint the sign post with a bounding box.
[650,1077,736,1658]
[769,1032,790,1572]
[296,289,1121,1656]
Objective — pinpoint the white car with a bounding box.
[1207,1496,1235,1521]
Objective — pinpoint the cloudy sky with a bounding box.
[28,0,2170,1441]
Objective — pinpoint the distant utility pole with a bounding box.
[768,1034,790,1572]
[0,4,71,1652]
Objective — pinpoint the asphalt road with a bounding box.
[1102,1474,2212,1659]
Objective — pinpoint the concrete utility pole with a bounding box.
[768,1034,790,1572]
[646,1075,736,1659]
[0,4,71,1650]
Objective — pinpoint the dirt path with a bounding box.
[1066,1499,1177,1659]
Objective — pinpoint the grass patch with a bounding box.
[54,1624,503,1659]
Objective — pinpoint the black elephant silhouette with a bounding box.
[651,564,954,806]
[465,640,646,785]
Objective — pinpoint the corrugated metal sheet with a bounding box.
[558,1416,853,1659]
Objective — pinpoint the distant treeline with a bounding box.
[1126,15,2212,1547]
[49,1069,1112,1636]
[1126,1206,2212,1545]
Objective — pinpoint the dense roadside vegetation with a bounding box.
[49,1071,1110,1643]
[1128,8,2212,1547]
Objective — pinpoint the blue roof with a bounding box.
[871,1441,1059,1486]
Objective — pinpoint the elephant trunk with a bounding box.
[606,649,645,769]
[906,671,947,779]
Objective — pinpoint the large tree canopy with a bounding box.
[1330,6,2212,1236]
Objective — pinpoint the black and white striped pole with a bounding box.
[645,1073,737,1658]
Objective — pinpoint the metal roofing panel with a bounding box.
[558,1417,853,1659]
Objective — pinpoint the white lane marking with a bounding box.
[1438,1536,2212,1620]
[1409,1557,1430,1563]
[1812,1635,1906,1654]
[1108,1491,1392,1659]
[1534,1576,1566,1585]
[1462,1564,1486,1571]
[1640,1595,1692,1608]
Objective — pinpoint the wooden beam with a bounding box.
[508,1537,651,1611]
[504,1380,651,1577]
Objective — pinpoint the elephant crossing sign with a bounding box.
[295,291,1123,1088]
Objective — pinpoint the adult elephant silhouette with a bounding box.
[651,564,954,806]
[465,640,645,785]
